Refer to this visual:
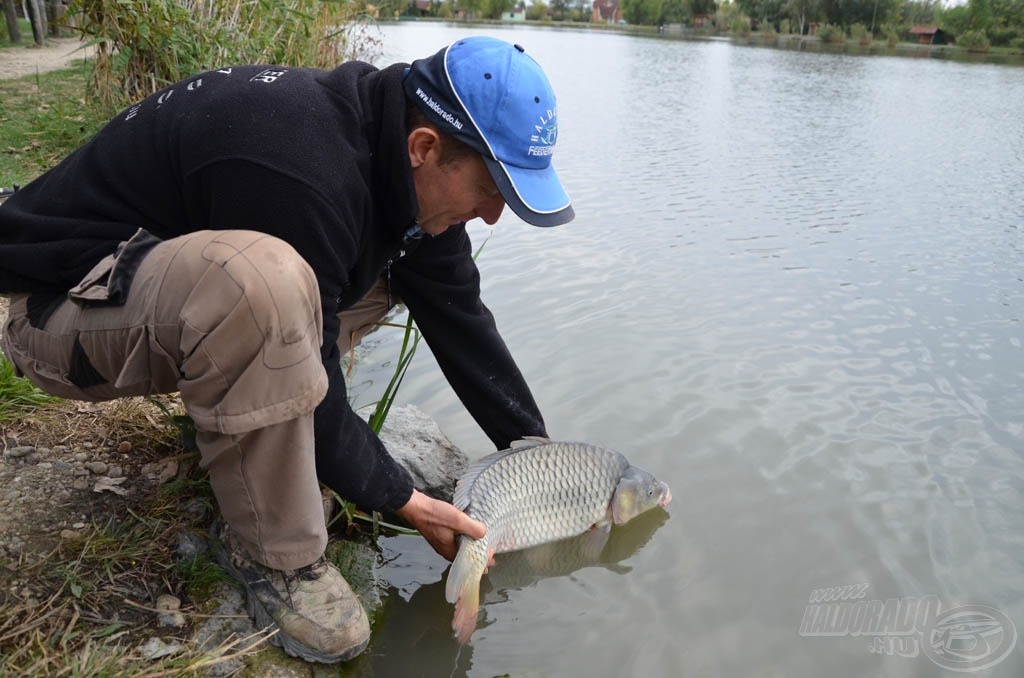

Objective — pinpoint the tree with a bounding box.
[2,0,21,44]
[526,0,550,19]
[738,0,785,26]
[662,0,690,22]
[900,0,940,27]
[785,0,821,33]
[25,0,46,45]
[690,0,717,13]
[620,0,662,23]
[967,0,993,30]
[481,0,515,17]
[550,0,570,19]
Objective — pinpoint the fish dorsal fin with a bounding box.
[453,438,551,511]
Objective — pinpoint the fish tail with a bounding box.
[446,538,487,644]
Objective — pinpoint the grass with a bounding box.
[0,18,31,48]
[0,353,59,422]
[0,64,110,189]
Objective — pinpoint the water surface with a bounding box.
[345,23,1024,677]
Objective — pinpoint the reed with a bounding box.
[67,0,382,109]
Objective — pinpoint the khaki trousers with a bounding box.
[2,230,394,570]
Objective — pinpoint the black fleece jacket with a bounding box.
[0,61,547,513]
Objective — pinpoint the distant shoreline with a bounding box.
[396,18,1024,67]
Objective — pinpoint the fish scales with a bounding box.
[445,438,670,643]
[462,442,628,550]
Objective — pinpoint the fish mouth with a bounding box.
[658,483,672,507]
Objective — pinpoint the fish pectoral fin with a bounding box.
[580,522,612,560]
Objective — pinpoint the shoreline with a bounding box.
[394,18,1024,67]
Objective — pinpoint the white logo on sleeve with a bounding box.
[250,69,288,84]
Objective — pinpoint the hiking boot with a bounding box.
[210,519,370,663]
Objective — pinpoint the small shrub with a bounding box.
[1010,36,1024,51]
[957,29,990,52]
[732,16,751,36]
[883,25,900,47]
[849,23,871,46]
[816,23,845,44]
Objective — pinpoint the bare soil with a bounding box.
[0,37,93,80]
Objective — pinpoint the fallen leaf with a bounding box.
[93,476,128,496]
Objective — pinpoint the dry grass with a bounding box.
[0,395,258,676]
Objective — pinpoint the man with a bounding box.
[0,36,573,662]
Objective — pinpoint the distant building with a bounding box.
[909,26,947,45]
[592,0,621,24]
[406,0,432,16]
[502,4,526,21]
[691,13,713,27]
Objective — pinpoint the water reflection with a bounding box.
[349,509,668,677]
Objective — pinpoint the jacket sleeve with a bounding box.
[389,225,547,450]
[314,308,415,513]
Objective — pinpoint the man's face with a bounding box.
[409,129,506,236]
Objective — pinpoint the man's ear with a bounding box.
[407,127,440,169]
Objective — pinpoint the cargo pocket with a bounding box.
[68,228,161,306]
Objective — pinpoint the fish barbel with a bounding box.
[445,437,672,643]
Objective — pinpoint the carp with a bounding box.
[445,437,671,643]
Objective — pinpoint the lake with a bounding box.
[344,22,1024,677]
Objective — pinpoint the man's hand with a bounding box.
[395,489,486,561]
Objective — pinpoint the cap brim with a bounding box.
[483,157,574,227]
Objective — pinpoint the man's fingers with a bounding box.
[461,514,487,540]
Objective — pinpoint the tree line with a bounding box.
[404,0,1024,48]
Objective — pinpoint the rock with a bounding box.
[117,441,132,454]
[59,529,83,541]
[138,637,182,660]
[71,478,89,491]
[4,446,34,458]
[85,461,109,475]
[175,530,207,563]
[191,583,254,676]
[373,405,469,502]
[141,459,178,484]
[107,464,124,478]
[155,594,186,628]
[73,452,88,462]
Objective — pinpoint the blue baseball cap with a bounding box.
[403,37,574,227]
